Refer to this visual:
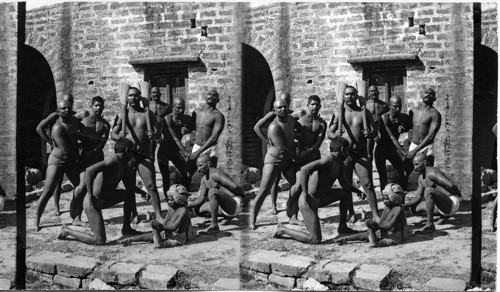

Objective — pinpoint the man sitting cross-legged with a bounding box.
[334,183,412,247]
[57,138,140,245]
[188,154,245,234]
[118,184,196,248]
[404,153,462,233]
[273,137,363,244]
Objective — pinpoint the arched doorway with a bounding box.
[19,45,56,172]
[474,44,498,170]
[241,43,275,168]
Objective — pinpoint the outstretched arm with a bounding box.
[254,111,275,143]
[36,112,58,144]
[382,114,407,154]
[188,178,209,209]
[404,179,425,207]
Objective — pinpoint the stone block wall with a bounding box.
[26,2,243,182]
[244,2,474,197]
[482,6,498,52]
[0,3,18,199]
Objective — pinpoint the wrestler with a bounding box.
[118,184,195,248]
[57,138,140,245]
[286,95,326,224]
[406,88,441,166]
[274,137,362,244]
[149,86,172,157]
[365,85,389,162]
[35,100,86,231]
[327,86,380,222]
[249,99,298,230]
[405,153,462,233]
[254,92,304,215]
[69,96,110,228]
[188,154,245,233]
[36,93,89,216]
[334,183,412,247]
[375,95,411,191]
[111,87,162,221]
[188,89,225,169]
[158,97,195,194]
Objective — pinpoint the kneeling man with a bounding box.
[405,153,462,233]
[274,137,364,244]
[188,154,245,234]
[58,138,140,245]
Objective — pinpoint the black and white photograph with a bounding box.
[0,1,497,290]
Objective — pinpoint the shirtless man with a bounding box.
[57,138,140,245]
[406,88,441,166]
[375,95,411,191]
[404,153,462,233]
[249,99,298,230]
[149,86,172,156]
[327,86,380,222]
[188,154,245,233]
[111,87,162,220]
[70,96,110,227]
[35,100,86,231]
[36,93,89,216]
[188,89,225,170]
[274,137,362,244]
[286,95,326,224]
[254,92,305,215]
[158,97,195,194]
[365,86,389,162]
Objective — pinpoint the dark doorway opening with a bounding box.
[19,45,56,172]
[241,44,275,168]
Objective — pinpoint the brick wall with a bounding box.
[0,3,18,199]
[26,2,243,182]
[243,2,474,197]
[481,6,498,52]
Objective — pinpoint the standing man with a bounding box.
[249,99,298,230]
[406,88,441,166]
[365,85,389,162]
[274,137,362,244]
[327,86,380,222]
[188,89,225,169]
[111,87,163,221]
[157,97,195,194]
[35,100,85,231]
[404,153,462,233]
[375,95,412,191]
[58,138,141,245]
[70,96,110,227]
[188,154,245,234]
[149,86,172,124]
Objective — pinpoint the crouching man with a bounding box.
[188,154,245,234]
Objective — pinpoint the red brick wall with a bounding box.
[0,3,18,199]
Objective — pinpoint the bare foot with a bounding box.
[121,227,141,236]
[221,217,233,225]
[72,218,89,228]
[118,238,132,246]
[333,237,348,245]
[273,223,283,238]
[435,217,448,225]
[246,224,257,231]
[415,225,436,234]
[289,216,304,226]
[205,226,220,234]
[57,224,68,240]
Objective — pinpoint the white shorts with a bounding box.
[409,142,433,156]
[437,195,460,216]
[192,143,217,158]
[221,196,243,217]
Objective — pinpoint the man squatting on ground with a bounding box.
[334,183,412,247]
[111,87,162,221]
[58,138,140,245]
[404,153,462,234]
[249,99,299,230]
[274,137,363,244]
[254,92,306,215]
[327,86,380,222]
[188,154,245,234]
[36,93,89,217]
[118,184,195,248]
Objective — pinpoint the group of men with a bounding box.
[36,86,245,246]
[253,85,462,245]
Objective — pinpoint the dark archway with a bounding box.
[473,44,498,170]
[19,45,56,171]
[241,43,275,168]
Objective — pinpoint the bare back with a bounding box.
[91,157,127,200]
[307,155,342,199]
